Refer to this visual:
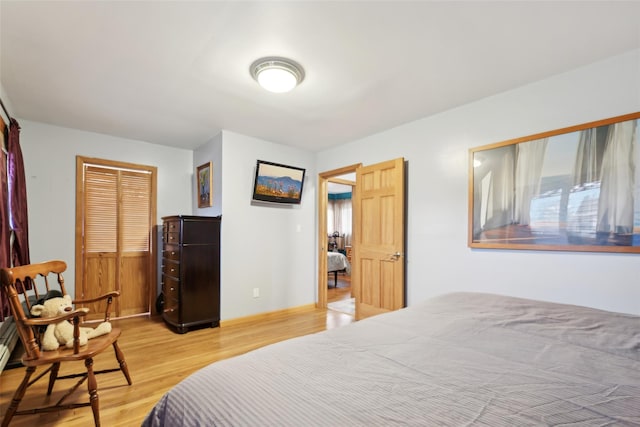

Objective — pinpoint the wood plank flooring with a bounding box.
[0,295,353,427]
[327,273,352,303]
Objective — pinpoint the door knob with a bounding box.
[390,252,402,261]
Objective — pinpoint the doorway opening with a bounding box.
[317,164,361,311]
[326,176,355,316]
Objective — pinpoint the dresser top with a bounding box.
[162,215,221,221]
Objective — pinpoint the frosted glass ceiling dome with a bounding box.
[250,57,305,93]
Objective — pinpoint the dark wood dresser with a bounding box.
[161,215,221,333]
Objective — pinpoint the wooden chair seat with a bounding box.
[20,328,122,366]
[0,260,132,427]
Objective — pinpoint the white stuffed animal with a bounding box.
[30,295,112,351]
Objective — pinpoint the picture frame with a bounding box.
[197,161,213,208]
[469,112,640,253]
[251,160,306,204]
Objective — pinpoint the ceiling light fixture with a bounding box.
[250,57,305,93]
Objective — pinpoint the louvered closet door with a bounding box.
[76,157,157,320]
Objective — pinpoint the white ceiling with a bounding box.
[1,1,639,152]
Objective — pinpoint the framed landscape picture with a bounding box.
[197,162,213,208]
[469,112,640,253]
[251,160,306,205]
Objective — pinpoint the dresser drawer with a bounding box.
[164,220,179,234]
[163,245,180,261]
[162,260,180,279]
[181,218,220,244]
[165,232,180,245]
[163,221,180,243]
[163,276,180,301]
[163,300,179,323]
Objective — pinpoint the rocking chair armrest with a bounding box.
[23,307,90,326]
[72,290,120,305]
[73,291,119,322]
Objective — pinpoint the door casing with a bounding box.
[75,156,157,320]
[318,158,406,319]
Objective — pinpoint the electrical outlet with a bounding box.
[253,288,260,298]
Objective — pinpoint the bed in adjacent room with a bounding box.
[327,251,350,287]
[142,292,640,426]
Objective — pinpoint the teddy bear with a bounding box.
[30,294,112,351]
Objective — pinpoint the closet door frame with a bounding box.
[75,156,157,319]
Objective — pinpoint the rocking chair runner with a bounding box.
[0,260,132,427]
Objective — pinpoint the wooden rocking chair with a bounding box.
[0,260,132,427]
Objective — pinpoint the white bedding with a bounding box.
[327,251,350,273]
[142,292,640,426]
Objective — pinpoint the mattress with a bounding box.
[327,251,350,273]
[142,292,640,426]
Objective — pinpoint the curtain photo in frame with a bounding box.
[197,162,213,208]
[469,112,640,253]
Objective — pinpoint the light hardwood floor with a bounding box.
[0,303,354,426]
[327,273,352,304]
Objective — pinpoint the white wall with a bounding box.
[193,132,223,216]
[19,121,193,297]
[6,49,640,318]
[219,131,316,319]
[0,83,14,125]
[16,118,317,319]
[317,49,640,315]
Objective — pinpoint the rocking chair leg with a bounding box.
[113,341,132,385]
[47,362,61,395]
[85,358,100,427]
[2,366,35,427]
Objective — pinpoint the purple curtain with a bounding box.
[0,123,10,320]
[0,119,30,320]
[8,118,30,268]
[0,117,11,321]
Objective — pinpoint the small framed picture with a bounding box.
[197,162,213,208]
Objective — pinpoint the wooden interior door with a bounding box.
[353,157,405,319]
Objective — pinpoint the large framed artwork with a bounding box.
[469,112,640,253]
[197,162,213,208]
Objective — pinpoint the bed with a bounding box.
[327,251,350,287]
[142,292,640,426]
